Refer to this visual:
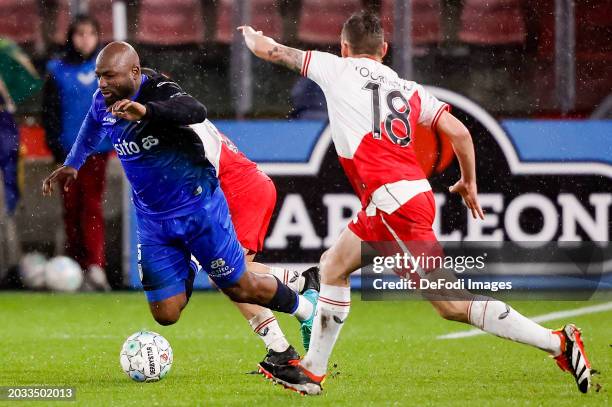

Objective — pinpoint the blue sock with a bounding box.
[266,276,299,314]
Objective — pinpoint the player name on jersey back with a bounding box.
[303,51,450,211]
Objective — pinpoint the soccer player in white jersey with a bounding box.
[239,11,592,395]
[191,118,320,357]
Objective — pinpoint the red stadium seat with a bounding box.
[137,0,204,45]
[298,0,362,44]
[87,0,116,43]
[45,0,118,44]
[574,0,612,110]
[297,0,441,46]
[0,0,114,46]
[529,0,611,112]
[0,0,40,44]
[50,0,70,44]
[575,0,612,59]
[459,0,526,45]
[535,0,612,60]
[217,0,282,44]
[381,0,442,45]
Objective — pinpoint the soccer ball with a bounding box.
[19,252,47,289]
[120,331,173,382]
[44,256,83,292]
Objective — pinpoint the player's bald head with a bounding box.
[97,41,140,72]
[95,42,143,106]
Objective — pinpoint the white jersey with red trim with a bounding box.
[302,50,449,213]
[190,119,262,195]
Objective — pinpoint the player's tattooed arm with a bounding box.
[238,25,304,73]
[265,45,304,73]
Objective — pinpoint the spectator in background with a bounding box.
[0,73,21,283]
[0,75,19,217]
[0,38,41,283]
[36,1,140,58]
[42,15,112,291]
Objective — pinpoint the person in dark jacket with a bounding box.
[0,74,19,217]
[42,15,112,290]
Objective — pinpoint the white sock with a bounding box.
[302,284,351,377]
[469,296,561,355]
[268,267,303,293]
[248,309,290,352]
[292,295,314,321]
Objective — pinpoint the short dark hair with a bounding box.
[67,14,100,41]
[64,14,100,61]
[341,10,384,56]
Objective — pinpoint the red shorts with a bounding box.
[349,191,442,277]
[224,173,277,254]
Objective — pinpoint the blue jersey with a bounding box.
[64,73,217,219]
[46,56,113,155]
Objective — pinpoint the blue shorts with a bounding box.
[137,186,246,302]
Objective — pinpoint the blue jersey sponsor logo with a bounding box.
[113,135,160,157]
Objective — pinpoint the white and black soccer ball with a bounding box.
[19,252,48,289]
[44,256,83,292]
[120,331,173,382]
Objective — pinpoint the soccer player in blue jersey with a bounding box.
[42,42,317,349]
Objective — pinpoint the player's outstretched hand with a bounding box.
[42,165,78,196]
[449,179,485,220]
[237,26,265,53]
[107,99,146,121]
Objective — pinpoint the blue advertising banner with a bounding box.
[125,88,612,291]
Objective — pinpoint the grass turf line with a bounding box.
[0,292,609,406]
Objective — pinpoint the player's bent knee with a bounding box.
[222,284,248,303]
[320,250,331,269]
[320,249,351,282]
[430,301,468,322]
[151,309,180,326]
[156,307,182,325]
[154,314,179,326]
[149,300,184,326]
[221,272,274,304]
[221,277,256,303]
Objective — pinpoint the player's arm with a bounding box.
[142,80,207,125]
[238,25,304,73]
[109,82,207,125]
[43,106,104,195]
[435,111,485,220]
[0,75,15,113]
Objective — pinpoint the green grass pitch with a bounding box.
[0,292,609,406]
